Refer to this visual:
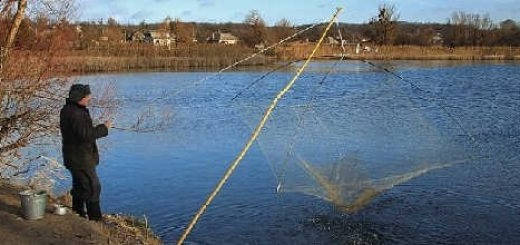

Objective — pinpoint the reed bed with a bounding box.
[57,44,269,73]
[58,55,269,73]
[53,43,520,73]
[278,43,520,60]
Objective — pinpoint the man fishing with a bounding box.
[60,84,112,221]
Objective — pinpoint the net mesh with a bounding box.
[237,61,475,212]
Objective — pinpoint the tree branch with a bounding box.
[1,0,27,71]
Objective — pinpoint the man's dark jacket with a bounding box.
[60,99,108,170]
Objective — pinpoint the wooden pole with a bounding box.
[176,7,343,245]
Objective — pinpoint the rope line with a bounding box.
[230,58,305,101]
[3,18,326,102]
[276,20,347,191]
[357,59,479,147]
[167,21,329,100]
[176,8,343,245]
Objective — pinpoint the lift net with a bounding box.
[238,62,475,212]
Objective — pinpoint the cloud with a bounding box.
[181,10,192,16]
[130,10,155,21]
[197,0,215,7]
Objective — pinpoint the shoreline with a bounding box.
[48,45,520,74]
[0,181,162,244]
[65,55,519,76]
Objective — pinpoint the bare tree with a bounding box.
[497,19,520,46]
[104,17,124,43]
[1,0,27,73]
[242,9,268,47]
[445,11,495,46]
[273,18,295,42]
[171,18,195,44]
[244,9,265,26]
[368,3,399,45]
[0,0,74,173]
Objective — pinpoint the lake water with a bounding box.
[79,60,520,244]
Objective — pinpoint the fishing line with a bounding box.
[176,8,343,244]
[356,59,481,150]
[230,58,305,101]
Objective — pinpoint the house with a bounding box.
[128,29,175,47]
[149,30,174,47]
[254,42,266,50]
[356,38,373,53]
[207,30,238,45]
[129,30,150,42]
[432,32,444,45]
[75,25,82,34]
[327,36,339,45]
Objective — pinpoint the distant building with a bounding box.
[357,38,373,53]
[149,30,174,47]
[432,32,444,45]
[128,29,175,47]
[75,25,82,34]
[327,36,340,45]
[207,30,238,45]
[254,42,266,50]
[129,30,150,42]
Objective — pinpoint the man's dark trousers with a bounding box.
[69,167,102,220]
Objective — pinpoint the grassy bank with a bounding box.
[59,55,271,73]
[57,44,270,73]
[0,182,162,245]
[280,43,520,60]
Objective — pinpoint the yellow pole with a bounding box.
[176,7,343,245]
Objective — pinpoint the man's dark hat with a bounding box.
[68,84,91,102]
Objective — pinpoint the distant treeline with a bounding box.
[2,5,519,53]
[73,11,520,48]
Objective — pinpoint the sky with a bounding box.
[77,0,520,25]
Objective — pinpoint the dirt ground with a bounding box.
[0,182,162,245]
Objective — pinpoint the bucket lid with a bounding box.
[35,190,47,196]
[19,190,34,196]
[19,190,47,196]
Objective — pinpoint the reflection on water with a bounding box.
[74,60,520,244]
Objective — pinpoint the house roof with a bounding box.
[149,30,170,39]
[219,32,238,41]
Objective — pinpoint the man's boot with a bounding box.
[72,196,87,218]
[87,201,102,221]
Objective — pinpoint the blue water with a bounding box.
[79,60,520,244]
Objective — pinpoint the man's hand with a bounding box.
[104,120,112,129]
